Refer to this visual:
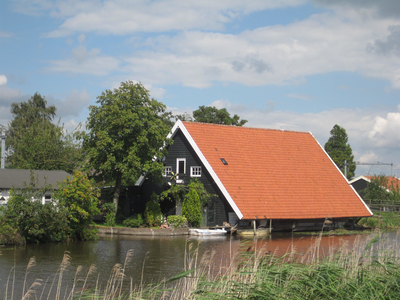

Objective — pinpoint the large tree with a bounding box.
[6,93,83,173]
[191,105,247,126]
[324,124,356,180]
[82,81,172,215]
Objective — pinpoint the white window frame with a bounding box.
[190,166,202,177]
[164,166,172,177]
[176,158,186,183]
[176,158,186,175]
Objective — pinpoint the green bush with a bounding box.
[54,171,101,240]
[81,226,99,241]
[1,195,69,244]
[144,200,162,227]
[101,202,116,227]
[182,188,202,227]
[0,222,25,245]
[123,214,144,228]
[358,217,379,228]
[167,215,188,228]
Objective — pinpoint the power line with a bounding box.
[345,161,394,177]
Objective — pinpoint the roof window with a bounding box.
[220,158,228,165]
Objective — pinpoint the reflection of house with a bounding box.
[137,121,372,231]
[0,169,71,206]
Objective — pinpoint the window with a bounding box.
[190,166,202,177]
[176,158,186,183]
[164,166,172,177]
[44,194,52,204]
[177,158,186,174]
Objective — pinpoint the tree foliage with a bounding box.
[324,124,356,180]
[160,178,213,207]
[191,105,247,126]
[6,93,83,173]
[82,81,173,215]
[182,187,202,227]
[54,171,100,240]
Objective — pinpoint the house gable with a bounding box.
[162,128,234,225]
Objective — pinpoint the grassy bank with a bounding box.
[359,211,400,230]
[2,231,400,299]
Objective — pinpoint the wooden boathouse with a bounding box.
[136,120,372,231]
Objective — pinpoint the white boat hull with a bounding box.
[189,229,227,236]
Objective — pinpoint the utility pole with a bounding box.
[0,130,5,169]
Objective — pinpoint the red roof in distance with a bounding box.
[178,121,372,220]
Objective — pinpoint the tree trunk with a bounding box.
[113,173,122,218]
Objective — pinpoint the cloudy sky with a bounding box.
[1,0,400,177]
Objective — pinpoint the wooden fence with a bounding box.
[365,199,400,212]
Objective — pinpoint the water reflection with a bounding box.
[0,231,398,297]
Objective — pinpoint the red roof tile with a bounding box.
[179,121,372,220]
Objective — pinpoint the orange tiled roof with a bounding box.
[179,121,372,220]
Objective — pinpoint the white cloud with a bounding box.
[0,75,7,85]
[366,104,400,148]
[46,45,120,75]
[119,12,400,89]
[78,33,86,43]
[285,93,310,101]
[47,89,91,118]
[39,0,306,37]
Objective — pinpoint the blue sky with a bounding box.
[1,0,400,177]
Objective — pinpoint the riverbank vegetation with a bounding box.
[359,211,400,230]
[3,230,400,299]
[0,171,100,245]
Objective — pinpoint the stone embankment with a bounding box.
[96,226,189,236]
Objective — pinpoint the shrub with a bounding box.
[0,222,25,245]
[123,214,144,228]
[359,217,379,228]
[167,215,188,228]
[182,188,202,227]
[0,195,69,244]
[101,202,116,227]
[144,200,162,227]
[54,171,101,240]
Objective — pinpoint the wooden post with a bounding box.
[253,220,256,235]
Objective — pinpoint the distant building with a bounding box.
[0,169,71,206]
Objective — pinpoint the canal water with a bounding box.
[0,231,398,298]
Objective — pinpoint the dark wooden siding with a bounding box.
[139,129,234,226]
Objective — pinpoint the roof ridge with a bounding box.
[182,121,310,135]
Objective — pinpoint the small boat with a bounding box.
[237,228,271,237]
[189,228,227,236]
